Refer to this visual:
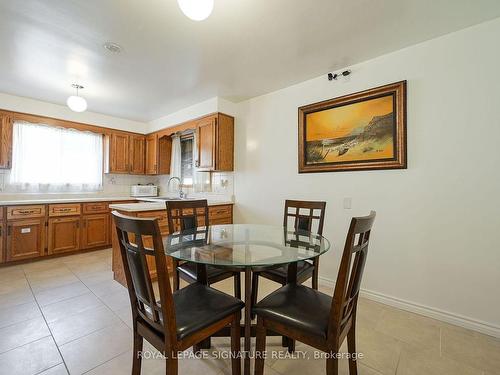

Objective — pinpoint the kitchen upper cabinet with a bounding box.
[145,134,158,174]
[129,135,145,174]
[81,214,108,249]
[106,132,149,175]
[107,133,129,174]
[196,113,234,171]
[6,218,45,261]
[48,217,80,255]
[145,134,172,175]
[0,114,13,169]
[0,222,4,263]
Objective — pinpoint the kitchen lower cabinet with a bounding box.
[6,218,45,261]
[81,214,109,249]
[48,217,81,255]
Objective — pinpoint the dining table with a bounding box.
[164,223,331,375]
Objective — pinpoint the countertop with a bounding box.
[0,196,136,206]
[109,199,234,212]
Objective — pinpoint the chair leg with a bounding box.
[326,355,339,375]
[230,311,241,375]
[173,260,180,291]
[287,337,295,353]
[165,356,178,375]
[312,266,319,290]
[347,324,358,375]
[255,317,267,375]
[250,273,259,319]
[132,328,143,375]
[234,272,241,299]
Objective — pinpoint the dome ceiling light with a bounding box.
[177,0,214,21]
[66,84,88,112]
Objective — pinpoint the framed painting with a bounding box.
[298,81,407,173]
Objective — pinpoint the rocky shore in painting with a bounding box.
[306,112,394,163]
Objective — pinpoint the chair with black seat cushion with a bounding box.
[166,199,241,298]
[253,211,376,375]
[112,211,244,375]
[250,200,326,318]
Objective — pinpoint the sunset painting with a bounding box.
[298,81,407,173]
[305,95,395,164]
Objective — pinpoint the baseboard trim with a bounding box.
[318,276,500,338]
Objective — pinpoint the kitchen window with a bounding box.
[9,121,103,192]
[180,136,194,186]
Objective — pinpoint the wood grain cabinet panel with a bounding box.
[108,133,130,174]
[7,205,46,220]
[129,135,145,174]
[6,218,45,261]
[48,217,80,255]
[83,202,109,214]
[0,114,13,169]
[145,134,158,174]
[48,203,81,217]
[81,214,108,249]
[196,117,216,170]
[195,114,234,172]
[0,222,4,263]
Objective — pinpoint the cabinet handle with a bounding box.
[195,160,200,167]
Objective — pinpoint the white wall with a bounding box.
[148,97,218,133]
[0,92,148,133]
[233,18,500,335]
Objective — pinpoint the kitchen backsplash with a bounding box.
[0,169,233,200]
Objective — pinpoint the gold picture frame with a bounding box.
[298,81,407,173]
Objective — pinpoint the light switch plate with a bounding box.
[343,197,352,209]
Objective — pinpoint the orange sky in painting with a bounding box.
[306,95,393,141]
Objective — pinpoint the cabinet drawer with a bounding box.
[210,217,232,225]
[83,202,109,214]
[49,204,81,217]
[137,211,169,235]
[7,205,46,220]
[209,205,232,220]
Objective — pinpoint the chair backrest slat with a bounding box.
[283,200,326,236]
[329,211,376,342]
[112,211,176,343]
[166,199,209,233]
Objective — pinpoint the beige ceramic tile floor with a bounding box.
[0,249,498,375]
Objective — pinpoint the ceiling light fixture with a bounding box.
[103,42,122,54]
[67,84,88,112]
[177,0,214,21]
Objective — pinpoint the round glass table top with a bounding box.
[164,224,331,268]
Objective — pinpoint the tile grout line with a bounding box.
[68,255,134,374]
[22,264,72,375]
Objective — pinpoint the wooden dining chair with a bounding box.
[166,200,241,298]
[250,199,326,317]
[112,211,244,375]
[253,211,376,375]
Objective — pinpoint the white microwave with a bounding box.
[130,185,159,197]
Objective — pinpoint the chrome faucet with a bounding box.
[167,177,184,198]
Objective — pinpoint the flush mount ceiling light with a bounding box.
[66,84,88,112]
[177,0,214,21]
[103,42,122,54]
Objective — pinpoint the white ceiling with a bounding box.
[0,0,499,122]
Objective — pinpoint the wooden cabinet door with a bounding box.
[81,214,108,249]
[129,135,145,175]
[145,134,158,174]
[48,217,80,255]
[0,222,4,263]
[196,116,216,170]
[110,133,129,173]
[6,219,45,261]
[0,114,13,169]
